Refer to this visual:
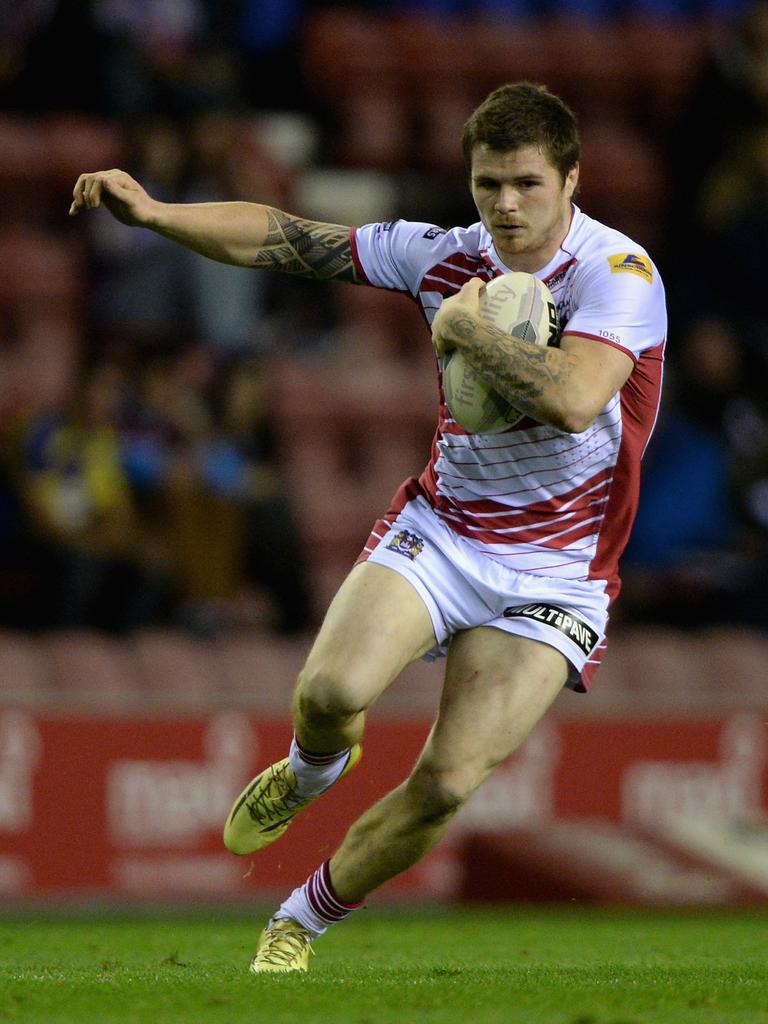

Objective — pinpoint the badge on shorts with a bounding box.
[386,529,425,560]
[503,603,599,657]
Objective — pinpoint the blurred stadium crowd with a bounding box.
[1,0,768,645]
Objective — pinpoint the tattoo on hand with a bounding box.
[447,312,576,415]
[255,209,359,282]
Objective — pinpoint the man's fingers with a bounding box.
[444,277,485,311]
[69,170,134,216]
[84,176,102,208]
[71,172,105,210]
[86,171,123,207]
[69,173,88,215]
[462,277,486,296]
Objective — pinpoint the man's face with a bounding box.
[470,144,579,272]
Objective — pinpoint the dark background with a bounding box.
[1,0,767,645]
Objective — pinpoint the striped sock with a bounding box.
[273,861,364,937]
[289,735,352,800]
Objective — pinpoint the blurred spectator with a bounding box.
[0,0,100,114]
[13,361,170,631]
[656,2,768,633]
[668,0,768,272]
[119,349,313,635]
[212,356,313,634]
[236,0,310,111]
[180,108,292,356]
[692,125,768,359]
[85,111,291,356]
[155,353,247,627]
[622,316,768,629]
[679,0,768,167]
[85,119,193,345]
[0,455,48,629]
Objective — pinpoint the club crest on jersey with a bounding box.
[386,529,425,560]
[608,253,653,283]
[503,603,599,657]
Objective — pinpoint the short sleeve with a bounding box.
[564,250,667,362]
[352,220,455,296]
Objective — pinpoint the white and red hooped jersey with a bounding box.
[350,205,667,600]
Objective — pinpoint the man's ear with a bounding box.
[565,162,580,200]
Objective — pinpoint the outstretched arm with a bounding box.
[69,169,361,283]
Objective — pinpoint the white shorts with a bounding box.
[359,495,609,691]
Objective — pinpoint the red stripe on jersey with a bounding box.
[537,517,606,549]
[578,640,607,692]
[414,430,441,506]
[420,254,491,296]
[588,340,665,589]
[433,466,613,518]
[435,503,605,549]
[440,252,489,274]
[356,475,426,564]
[544,258,577,288]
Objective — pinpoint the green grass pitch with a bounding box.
[1,907,767,1023]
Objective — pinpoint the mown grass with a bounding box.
[1,906,766,1023]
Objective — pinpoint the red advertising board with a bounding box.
[1,709,767,904]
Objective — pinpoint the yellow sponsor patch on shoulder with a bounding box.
[607,253,653,282]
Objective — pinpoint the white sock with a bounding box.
[273,861,363,937]
[288,735,352,800]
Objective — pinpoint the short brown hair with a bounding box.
[462,82,580,181]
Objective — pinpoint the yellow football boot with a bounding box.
[223,745,362,855]
[249,918,313,974]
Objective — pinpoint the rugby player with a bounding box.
[71,83,667,972]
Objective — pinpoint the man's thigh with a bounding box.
[420,627,568,779]
[300,561,438,709]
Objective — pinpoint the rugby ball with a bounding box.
[442,272,560,433]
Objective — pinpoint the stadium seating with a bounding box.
[213,631,309,707]
[0,223,84,418]
[41,115,126,188]
[0,630,51,706]
[0,227,82,307]
[0,117,49,183]
[0,114,124,189]
[301,7,716,154]
[44,630,141,706]
[1,624,766,712]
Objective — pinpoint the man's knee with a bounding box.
[293,662,367,728]
[405,763,483,825]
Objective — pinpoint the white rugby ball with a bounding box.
[442,272,560,433]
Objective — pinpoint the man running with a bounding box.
[71,82,667,972]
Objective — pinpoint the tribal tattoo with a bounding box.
[254,208,360,282]
[446,312,577,418]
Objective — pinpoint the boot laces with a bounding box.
[255,922,313,968]
[245,763,305,826]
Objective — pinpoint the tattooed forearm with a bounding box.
[445,311,578,422]
[254,208,360,282]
